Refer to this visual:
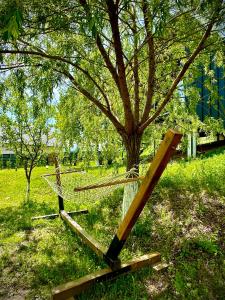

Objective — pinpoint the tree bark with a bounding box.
[120,132,142,218]
[122,132,142,173]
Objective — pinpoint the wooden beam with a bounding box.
[152,262,168,272]
[32,210,89,220]
[60,210,107,259]
[106,129,182,261]
[74,176,144,192]
[52,252,161,300]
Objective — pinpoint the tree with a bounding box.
[0,70,53,201]
[57,89,123,167]
[0,0,224,172]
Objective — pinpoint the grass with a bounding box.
[0,149,225,300]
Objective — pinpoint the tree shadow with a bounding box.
[0,201,57,237]
[1,162,225,300]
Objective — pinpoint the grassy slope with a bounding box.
[0,149,225,300]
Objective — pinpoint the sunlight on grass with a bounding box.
[0,150,225,299]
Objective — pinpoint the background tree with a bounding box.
[0,70,53,201]
[57,89,123,168]
[0,0,224,172]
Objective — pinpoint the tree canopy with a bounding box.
[0,0,224,170]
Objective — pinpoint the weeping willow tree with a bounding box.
[0,0,224,172]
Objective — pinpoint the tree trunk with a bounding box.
[24,163,33,202]
[26,177,31,202]
[123,132,142,173]
[121,132,142,218]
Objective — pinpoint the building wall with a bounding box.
[196,64,225,127]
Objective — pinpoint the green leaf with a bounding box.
[0,5,23,41]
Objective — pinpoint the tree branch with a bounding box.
[106,0,134,133]
[140,0,155,124]
[95,35,120,89]
[0,48,111,110]
[130,6,140,125]
[55,68,125,135]
[79,0,121,97]
[138,17,217,133]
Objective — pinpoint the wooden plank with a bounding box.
[60,210,107,259]
[152,262,168,272]
[52,252,161,300]
[106,129,182,261]
[32,210,89,220]
[74,176,144,192]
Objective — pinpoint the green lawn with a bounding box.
[0,149,225,300]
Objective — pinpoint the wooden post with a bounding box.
[192,132,197,158]
[105,129,182,261]
[54,156,64,211]
[187,133,197,159]
[187,133,192,158]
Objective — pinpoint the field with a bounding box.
[0,148,225,300]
